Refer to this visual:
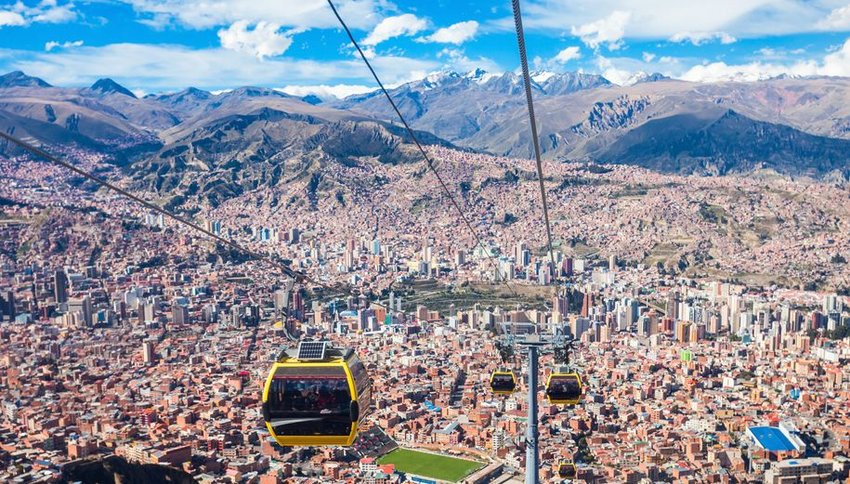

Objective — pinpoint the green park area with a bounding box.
[377,448,483,482]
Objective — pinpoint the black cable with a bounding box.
[511,0,558,277]
[0,131,332,288]
[0,131,404,315]
[326,0,515,294]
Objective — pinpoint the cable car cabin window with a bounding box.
[348,356,368,394]
[547,375,582,403]
[558,463,577,478]
[491,373,516,392]
[267,366,353,437]
[347,356,371,416]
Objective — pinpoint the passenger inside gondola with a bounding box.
[558,462,577,479]
[491,372,516,393]
[269,378,351,415]
[548,378,580,397]
[267,378,354,436]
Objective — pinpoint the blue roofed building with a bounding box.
[746,425,805,454]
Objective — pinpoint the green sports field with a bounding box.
[377,448,482,482]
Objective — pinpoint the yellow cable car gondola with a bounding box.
[545,371,583,405]
[557,461,578,479]
[262,341,370,446]
[490,370,517,395]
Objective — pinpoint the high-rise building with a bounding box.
[492,430,505,450]
[54,270,68,304]
[580,293,592,317]
[288,228,300,244]
[571,317,591,340]
[675,321,691,343]
[274,289,291,317]
[454,250,465,266]
[203,303,218,323]
[3,290,15,320]
[537,262,552,285]
[501,261,515,281]
[638,315,652,337]
[142,302,156,323]
[68,296,93,327]
[244,305,261,327]
[142,341,155,364]
[667,292,681,320]
[230,304,243,327]
[513,241,530,267]
[552,293,568,316]
[172,303,189,325]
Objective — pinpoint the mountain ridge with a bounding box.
[90,78,137,98]
[0,70,51,88]
[3,69,850,193]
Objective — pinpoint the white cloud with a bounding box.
[588,52,685,85]
[679,39,850,82]
[816,38,850,77]
[571,11,630,50]
[218,21,293,58]
[507,0,843,41]
[586,38,850,85]
[681,61,811,83]
[669,31,736,45]
[553,46,581,64]
[362,13,427,46]
[642,52,656,63]
[6,42,439,92]
[45,40,84,52]
[279,84,376,100]
[595,56,634,85]
[818,5,850,30]
[1,0,76,27]
[30,0,76,23]
[0,11,26,26]
[121,0,382,30]
[436,47,501,73]
[417,20,479,45]
[755,46,806,60]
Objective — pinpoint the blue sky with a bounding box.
[1,0,850,96]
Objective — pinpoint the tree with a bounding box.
[826,325,850,340]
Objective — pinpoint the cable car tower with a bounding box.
[494,332,583,484]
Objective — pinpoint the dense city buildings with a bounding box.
[1,147,850,483]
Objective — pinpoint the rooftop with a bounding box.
[748,426,796,452]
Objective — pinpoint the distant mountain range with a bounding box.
[0,71,452,205]
[2,68,850,203]
[337,69,850,179]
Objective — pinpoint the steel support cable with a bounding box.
[511,0,558,278]
[0,131,357,295]
[326,0,515,294]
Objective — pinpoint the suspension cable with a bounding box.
[511,0,558,278]
[0,131,329,291]
[326,0,515,294]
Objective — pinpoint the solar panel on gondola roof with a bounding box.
[298,341,327,360]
